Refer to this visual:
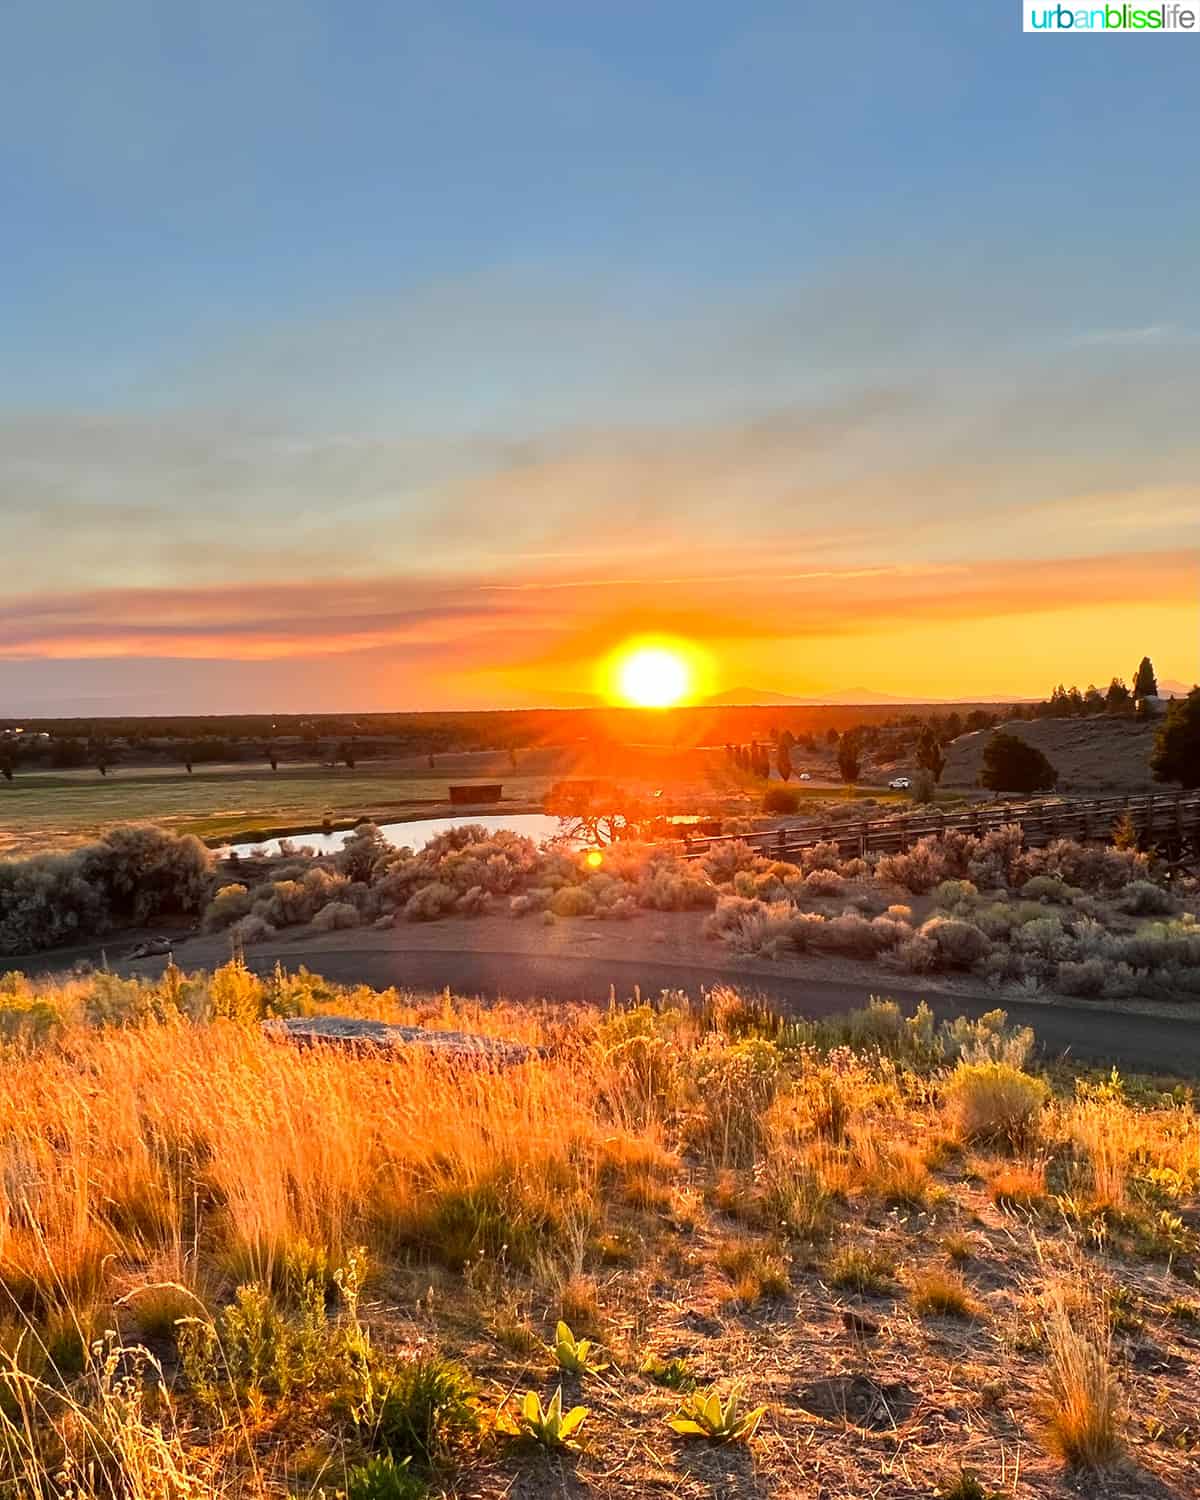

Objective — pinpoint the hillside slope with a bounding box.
[943,715,1167,792]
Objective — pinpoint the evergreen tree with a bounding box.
[836,731,861,784]
[979,732,1057,794]
[775,739,793,781]
[1150,687,1200,788]
[1106,677,1133,713]
[1132,656,1158,700]
[916,724,946,783]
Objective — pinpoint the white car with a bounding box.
[888,777,911,790]
[798,772,812,781]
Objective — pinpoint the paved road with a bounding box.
[226,944,1200,1076]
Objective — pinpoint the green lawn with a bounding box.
[0,753,562,856]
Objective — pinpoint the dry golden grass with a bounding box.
[712,1238,790,1306]
[908,1268,982,1321]
[987,1159,1048,1211]
[1042,1278,1124,1469]
[0,962,1197,1499]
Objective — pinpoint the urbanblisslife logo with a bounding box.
[1024,2,1199,27]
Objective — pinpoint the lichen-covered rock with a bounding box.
[262,1013,536,1064]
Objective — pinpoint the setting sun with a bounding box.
[616,645,691,707]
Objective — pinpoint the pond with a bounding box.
[222,812,567,860]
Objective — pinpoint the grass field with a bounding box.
[0,752,564,857]
[1,966,1196,1499]
[0,747,912,860]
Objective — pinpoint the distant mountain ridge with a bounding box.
[704,687,1035,707]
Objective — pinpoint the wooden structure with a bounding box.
[448,783,502,806]
[676,791,1200,863]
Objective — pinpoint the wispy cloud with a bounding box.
[1069,325,1180,347]
[4,263,1198,708]
[3,550,1192,666]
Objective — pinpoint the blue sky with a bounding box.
[2,2,1197,711]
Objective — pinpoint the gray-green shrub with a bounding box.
[311,900,361,932]
[919,917,991,969]
[203,883,253,932]
[1118,880,1177,917]
[0,825,212,954]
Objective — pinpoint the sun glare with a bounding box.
[616,645,691,708]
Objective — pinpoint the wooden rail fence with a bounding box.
[676,791,1200,862]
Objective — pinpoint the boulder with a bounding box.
[126,936,174,960]
[262,1013,536,1065]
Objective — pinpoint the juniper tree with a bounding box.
[837,731,861,784]
[1150,687,1200,789]
[1132,656,1158,700]
[979,732,1057,794]
[916,725,946,783]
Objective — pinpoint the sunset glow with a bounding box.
[614,645,693,708]
[0,5,1195,719]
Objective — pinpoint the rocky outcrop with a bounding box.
[262,1013,536,1064]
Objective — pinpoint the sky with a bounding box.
[2,1,1197,714]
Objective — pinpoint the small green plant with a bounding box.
[828,1246,895,1295]
[345,1455,428,1500]
[640,1352,695,1391]
[668,1383,766,1443]
[938,1471,1000,1500]
[176,1275,331,1413]
[513,1386,588,1449]
[1105,1283,1143,1334]
[1167,1298,1199,1324]
[369,1354,479,1466]
[1132,1208,1191,1259]
[550,1320,607,1375]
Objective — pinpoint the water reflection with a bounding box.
[223,812,566,859]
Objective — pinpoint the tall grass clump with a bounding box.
[1042,1279,1124,1469]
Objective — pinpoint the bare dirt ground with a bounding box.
[383,1183,1200,1500]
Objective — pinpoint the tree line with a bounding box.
[1012,657,1162,721]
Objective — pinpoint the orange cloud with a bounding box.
[1,549,1194,708]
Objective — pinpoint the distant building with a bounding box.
[448,783,502,805]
